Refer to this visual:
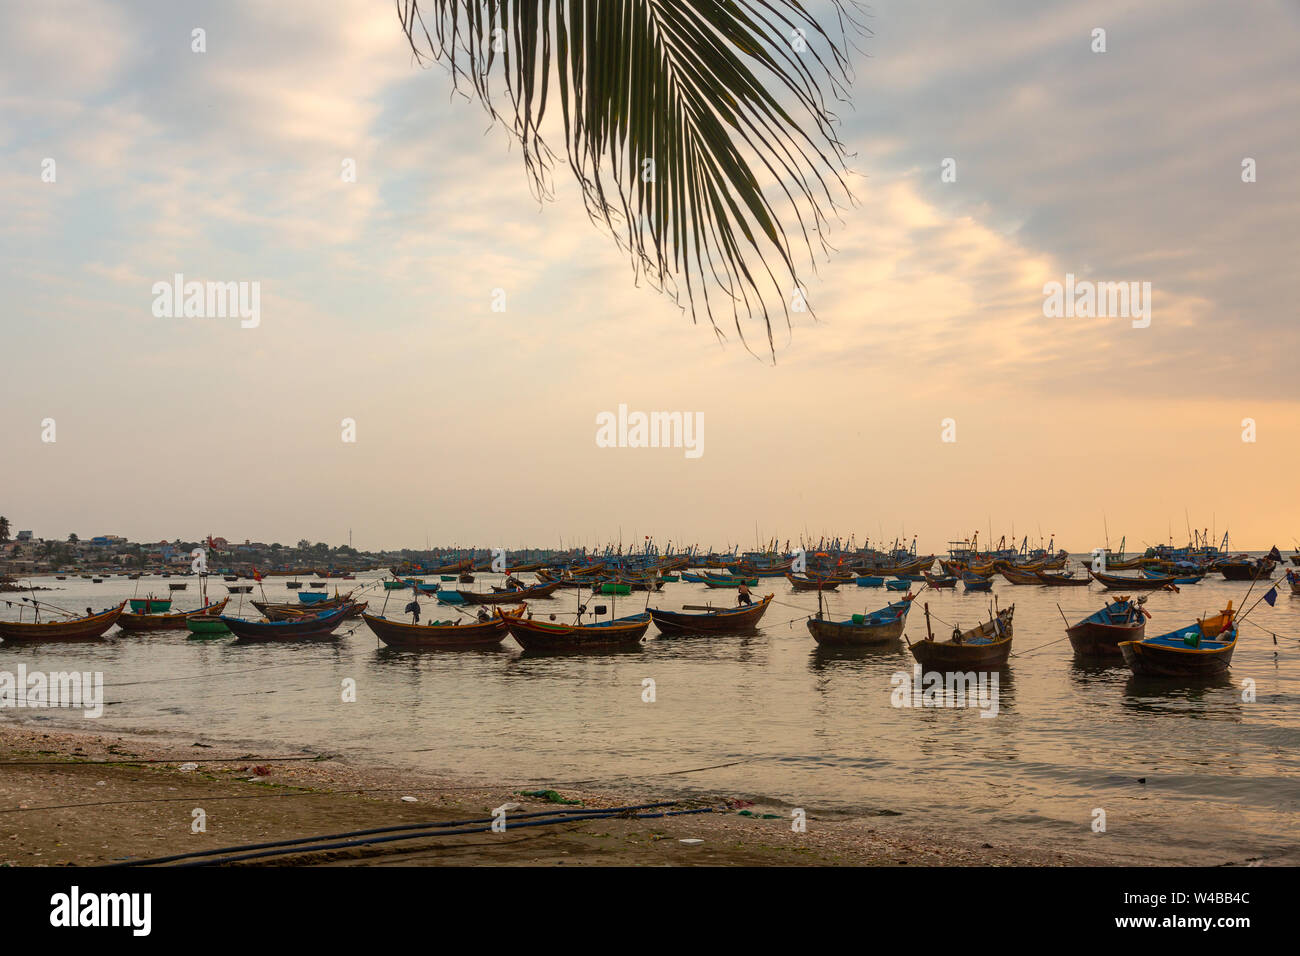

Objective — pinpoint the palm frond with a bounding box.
[397,0,865,357]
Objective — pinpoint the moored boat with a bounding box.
[807,595,915,647]
[908,603,1014,670]
[1065,597,1147,658]
[1089,569,1178,591]
[649,595,773,635]
[922,572,958,589]
[362,608,516,648]
[129,597,173,614]
[786,573,840,591]
[961,572,992,592]
[456,581,561,604]
[0,602,126,643]
[186,615,231,636]
[1119,604,1237,677]
[498,606,651,651]
[221,605,350,642]
[118,598,230,632]
[1036,570,1091,587]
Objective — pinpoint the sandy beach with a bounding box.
[0,719,1121,867]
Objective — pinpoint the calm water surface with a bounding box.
[3,568,1298,864]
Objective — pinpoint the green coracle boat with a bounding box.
[186,615,230,636]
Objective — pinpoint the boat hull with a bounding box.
[0,602,126,643]
[649,596,773,635]
[118,599,229,632]
[362,611,512,648]
[1066,620,1144,657]
[501,609,651,651]
[807,614,906,647]
[1119,638,1235,677]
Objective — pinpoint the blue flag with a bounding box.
[1264,587,1278,607]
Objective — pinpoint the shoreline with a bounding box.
[0,718,1118,866]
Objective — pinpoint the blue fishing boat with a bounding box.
[807,595,914,646]
[885,579,911,591]
[855,576,885,587]
[1143,568,1204,585]
[681,572,709,583]
[961,572,993,592]
[298,591,331,604]
[1065,597,1147,657]
[436,591,467,605]
[1119,603,1237,677]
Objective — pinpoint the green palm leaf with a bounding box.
[397,0,863,356]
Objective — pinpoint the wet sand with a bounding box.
[0,720,1117,866]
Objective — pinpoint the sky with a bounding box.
[2,0,1298,554]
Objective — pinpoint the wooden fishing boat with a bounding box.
[852,555,936,578]
[807,595,915,647]
[1036,570,1091,587]
[1119,604,1238,677]
[961,572,992,592]
[129,597,173,613]
[168,583,187,591]
[498,606,651,651]
[908,604,1015,670]
[1089,569,1177,590]
[648,595,773,635]
[286,581,302,589]
[855,576,885,588]
[922,572,958,589]
[299,590,332,604]
[885,579,911,591]
[382,579,410,590]
[701,574,758,589]
[1065,597,1147,657]
[1288,570,1300,595]
[226,585,254,594]
[223,575,239,582]
[1143,568,1204,585]
[221,605,350,642]
[253,593,352,619]
[786,573,840,592]
[309,581,327,589]
[186,615,231,636]
[1217,558,1275,581]
[362,608,517,648]
[997,565,1043,585]
[0,602,126,643]
[118,598,230,632]
[456,581,561,604]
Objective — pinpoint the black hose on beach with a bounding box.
[114,804,714,867]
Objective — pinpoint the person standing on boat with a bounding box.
[405,593,421,624]
[737,581,753,606]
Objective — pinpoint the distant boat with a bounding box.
[129,597,173,613]
[961,572,992,592]
[168,582,187,591]
[1089,569,1177,591]
[309,582,327,589]
[855,576,885,588]
[299,591,331,604]
[786,573,840,592]
[286,581,302,589]
[922,572,959,589]
[1036,570,1090,587]
[382,579,410,590]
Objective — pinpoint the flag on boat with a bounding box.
[252,567,262,582]
[1263,586,1278,607]
[1268,545,1282,562]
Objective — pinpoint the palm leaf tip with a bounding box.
[398,0,867,357]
